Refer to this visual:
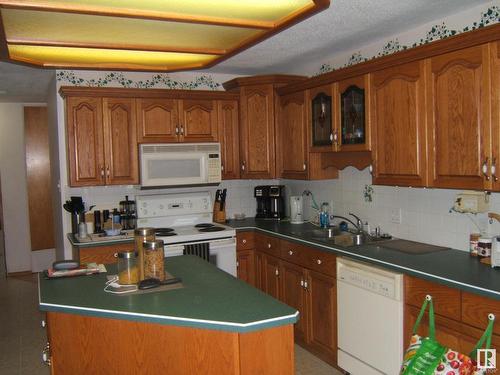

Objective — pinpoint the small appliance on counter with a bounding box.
[119,195,136,230]
[491,236,500,268]
[290,196,304,224]
[255,185,285,220]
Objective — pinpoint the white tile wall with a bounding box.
[283,167,500,252]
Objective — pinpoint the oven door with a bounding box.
[164,238,236,276]
[141,152,208,188]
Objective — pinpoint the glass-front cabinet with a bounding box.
[308,84,335,151]
[336,74,371,152]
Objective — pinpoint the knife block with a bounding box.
[213,201,226,224]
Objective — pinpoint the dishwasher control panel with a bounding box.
[337,257,403,300]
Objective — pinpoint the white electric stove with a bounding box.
[136,192,237,276]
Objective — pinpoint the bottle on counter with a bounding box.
[320,202,330,228]
[134,227,155,281]
[477,236,492,260]
[143,239,165,281]
[469,233,480,257]
[116,251,139,285]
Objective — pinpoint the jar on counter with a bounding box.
[134,227,155,281]
[116,251,139,285]
[143,239,165,281]
[469,233,480,257]
[477,236,492,259]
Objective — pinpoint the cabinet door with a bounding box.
[237,249,255,286]
[217,100,240,179]
[136,98,179,143]
[262,254,281,300]
[281,261,308,343]
[337,74,371,152]
[278,91,308,179]
[255,251,265,291]
[493,41,500,191]
[371,60,427,187]
[179,99,218,142]
[307,270,337,366]
[427,44,491,189]
[308,84,334,152]
[240,85,275,178]
[102,98,139,185]
[66,97,105,186]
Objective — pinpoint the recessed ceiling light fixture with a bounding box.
[0,0,329,72]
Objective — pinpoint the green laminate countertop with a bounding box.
[227,218,500,300]
[39,255,298,333]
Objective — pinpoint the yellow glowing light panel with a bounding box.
[0,0,325,71]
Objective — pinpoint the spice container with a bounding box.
[477,236,492,259]
[134,227,155,281]
[143,239,165,281]
[469,233,480,257]
[116,251,139,285]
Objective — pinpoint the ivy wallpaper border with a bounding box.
[316,5,500,75]
[56,71,222,90]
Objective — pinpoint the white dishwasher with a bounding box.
[337,257,404,375]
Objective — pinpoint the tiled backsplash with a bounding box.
[284,167,500,252]
[65,169,500,252]
[64,179,278,222]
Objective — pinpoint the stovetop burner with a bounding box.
[198,226,225,232]
[155,228,177,236]
[194,223,215,228]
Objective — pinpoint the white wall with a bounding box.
[283,169,500,252]
[0,103,32,272]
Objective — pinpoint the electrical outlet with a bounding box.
[390,208,402,224]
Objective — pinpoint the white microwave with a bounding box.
[139,143,221,188]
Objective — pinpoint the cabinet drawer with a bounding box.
[255,233,280,257]
[300,247,336,277]
[236,231,255,250]
[405,276,461,321]
[78,242,134,264]
[280,239,308,266]
[462,292,500,336]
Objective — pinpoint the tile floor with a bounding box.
[0,273,341,375]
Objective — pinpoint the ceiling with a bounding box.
[0,0,492,102]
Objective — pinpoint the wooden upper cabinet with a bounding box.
[136,98,179,143]
[179,99,218,142]
[427,44,491,190]
[102,98,139,185]
[308,84,335,152]
[217,100,239,179]
[371,60,427,187]
[66,97,105,186]
[278,91,308,179]
[239,85,276,178]
[490,41,500,191]
[337,75,371,152]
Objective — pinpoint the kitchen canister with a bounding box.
[134,227,155,281]
[469,233,480,257]
[143,239,165,281]
[116,251,139,285]
[477,236,492,259]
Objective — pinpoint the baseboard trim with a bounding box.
[7,270,33,277]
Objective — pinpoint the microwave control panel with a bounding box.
[207,153,221,182]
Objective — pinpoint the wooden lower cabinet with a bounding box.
[281,261,308,342]
[236,249,255,286]
[74,242,135,264]
[262,254,281,300]
[404,276,500,353]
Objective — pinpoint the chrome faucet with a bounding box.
[330,212,363,233]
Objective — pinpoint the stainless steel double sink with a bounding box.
[306,228,391,247]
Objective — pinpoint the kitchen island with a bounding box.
[39,255,298,375]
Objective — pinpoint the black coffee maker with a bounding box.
[254,185,285,220]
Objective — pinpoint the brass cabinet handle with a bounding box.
[275,268,279,277]
[329,133,333,142]
[41,320,46,328]
[180,126,184,135]
[221,164,224,172]
[106,166,110,177]
[100,166,105,178]
[288,250,293,255]
[333,131,338,144]
[242,239,247,244]
[300,279,304,288]
[316,259,322,265]
[241,161,246,171]
[304,280,309,290]
[303,163,307,171]
[267,243,271,248]
[482,158,490,181]
[492,158,498,182]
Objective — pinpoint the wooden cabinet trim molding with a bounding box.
[60,86,239,100]
[278,23,500,95]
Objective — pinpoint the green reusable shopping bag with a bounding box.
[400,296,495,375]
